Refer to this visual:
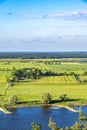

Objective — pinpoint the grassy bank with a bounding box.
[0,58,87,107]
[0,79,87,106]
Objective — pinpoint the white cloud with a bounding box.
[19,35,87,44]
[1,35,87,52]
[43,10,87,20]
[8,9,87,21]
[21,10,87,20]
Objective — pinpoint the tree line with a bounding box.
[7,67,87,84]
[0,52,87,59]
[9,68,59,82]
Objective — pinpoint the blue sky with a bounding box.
[0,0,87,52]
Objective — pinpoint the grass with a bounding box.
[0,58,87,106]
[0,77,87,106]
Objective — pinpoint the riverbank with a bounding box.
[0,107,12,114]
[57,105,78,112]
[44,104,79,112]
[0,104,79,114]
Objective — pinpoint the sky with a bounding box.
[0,0,87,52]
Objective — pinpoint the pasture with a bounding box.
[0,58,87,106]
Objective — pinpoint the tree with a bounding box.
[67,109,87,130]
[8,95,18,105]
[59,94,69,102]
[11,68,24,81]
[31,122,41,130]
[42,93,52,104]
[48,117,62,130]
[79,108,87,121]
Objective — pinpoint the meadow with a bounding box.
[0,58,87,106]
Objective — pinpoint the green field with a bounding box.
[0,59,87,106]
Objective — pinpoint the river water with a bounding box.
[0,106,87,130]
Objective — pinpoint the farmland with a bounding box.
[0,58,87,106]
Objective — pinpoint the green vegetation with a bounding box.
[0,58,87,106]
[42,93,52,104]
[31,110,87,130]
[48,116,62,130]
[8,95,18,105]
[31,122,41,130]
[59,94,69,102]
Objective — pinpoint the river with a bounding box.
[0,106,87,130]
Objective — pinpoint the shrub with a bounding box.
[48,116,62,130]
[42,93,52,104]
[8,95,18,105]
[31,122,41,130]
[59,94,69,102]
